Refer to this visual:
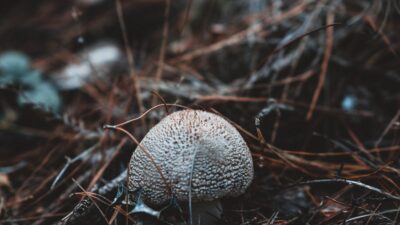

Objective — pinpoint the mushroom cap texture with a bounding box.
[128,109,253,206]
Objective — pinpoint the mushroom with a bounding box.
[128,109,253,224]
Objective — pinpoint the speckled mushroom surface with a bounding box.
[128,109,253,206]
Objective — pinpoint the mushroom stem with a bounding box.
[188,200,223,225]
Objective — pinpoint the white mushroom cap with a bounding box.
[128,109,253,206]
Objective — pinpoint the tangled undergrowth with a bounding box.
[0,0,399,224]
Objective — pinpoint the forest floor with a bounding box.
[0,0,399,224]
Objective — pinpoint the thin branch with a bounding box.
[103,125,173,197]
[294,178,400,201]
[307,12,335,120]
[106,103,189,128]
[375,109,400,147]
[115,0,145,119]
[344,208,399,223]
[151,0,171,110]
[51,144,99,189]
